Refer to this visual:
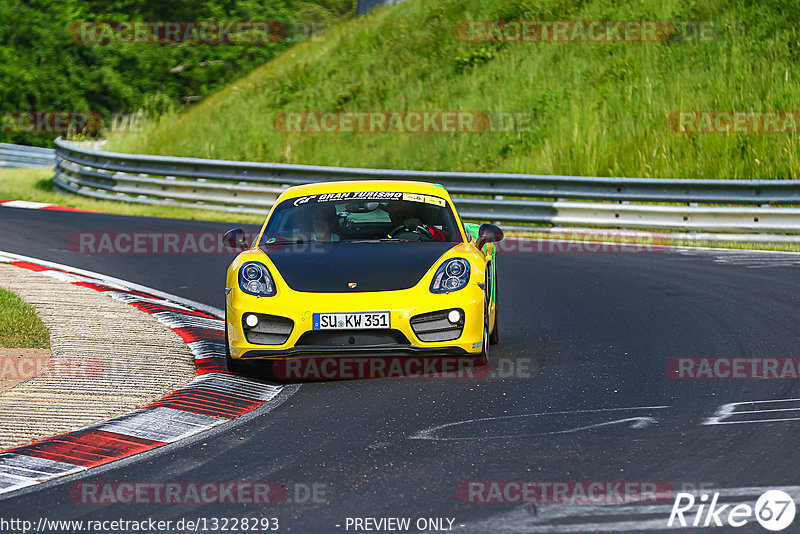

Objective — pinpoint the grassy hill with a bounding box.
[106,0,800,180]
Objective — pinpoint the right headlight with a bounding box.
[239,261,277,297]
[430,258,470,293]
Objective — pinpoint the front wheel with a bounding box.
[489,269,500,345]
[475,292,490,365]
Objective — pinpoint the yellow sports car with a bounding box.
[222,180,502,376]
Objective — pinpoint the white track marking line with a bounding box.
[410,406,670,441]
[705,417,800,425]
[721,397,800,406]
[703,398,800,425]
[730,407,800,414]
[0,201,54,209]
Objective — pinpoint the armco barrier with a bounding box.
[43,138,800,237]
[0,143,55,168]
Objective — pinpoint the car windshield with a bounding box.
[259,191,462,244]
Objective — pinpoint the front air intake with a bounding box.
[242,313,293,345]
[410,309,464,342]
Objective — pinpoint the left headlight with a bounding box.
[430,258,470,293]
[239,261,277,297]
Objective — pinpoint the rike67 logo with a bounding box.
[668,490,796,531]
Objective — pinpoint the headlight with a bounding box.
[430,258,470,293]
[239,261,276,297]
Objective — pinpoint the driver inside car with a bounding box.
[311,204,341,242]
[387,201,446,241]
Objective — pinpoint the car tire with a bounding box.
[489,267,500,345]
[476,286,490,365]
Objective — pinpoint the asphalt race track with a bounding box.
[1,205,800,533]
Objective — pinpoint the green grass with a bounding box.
[0,168,265,224]
[106,0,800,180]
[0,287,49,348]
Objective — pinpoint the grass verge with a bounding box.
[0,286,50,348]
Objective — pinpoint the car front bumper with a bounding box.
[226,284,485,360]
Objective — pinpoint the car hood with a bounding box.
[259,241,458,292]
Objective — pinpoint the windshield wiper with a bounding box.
[343,238,407,243]
[261,238,307,246]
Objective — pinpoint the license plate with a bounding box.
[313,312,390,330]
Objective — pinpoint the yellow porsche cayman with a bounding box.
[222,180,503,375]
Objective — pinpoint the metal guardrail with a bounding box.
[0,143,55,168]
[357,0,401,16]
[48,138,800,236]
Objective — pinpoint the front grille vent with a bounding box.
[243,313,293,345]
[410,309,464,342]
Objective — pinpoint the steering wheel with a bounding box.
[389,222,435,241]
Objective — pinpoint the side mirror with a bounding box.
[475,223,503,249]
[222,228,249,251]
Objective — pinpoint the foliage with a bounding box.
[0,0,354,146]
